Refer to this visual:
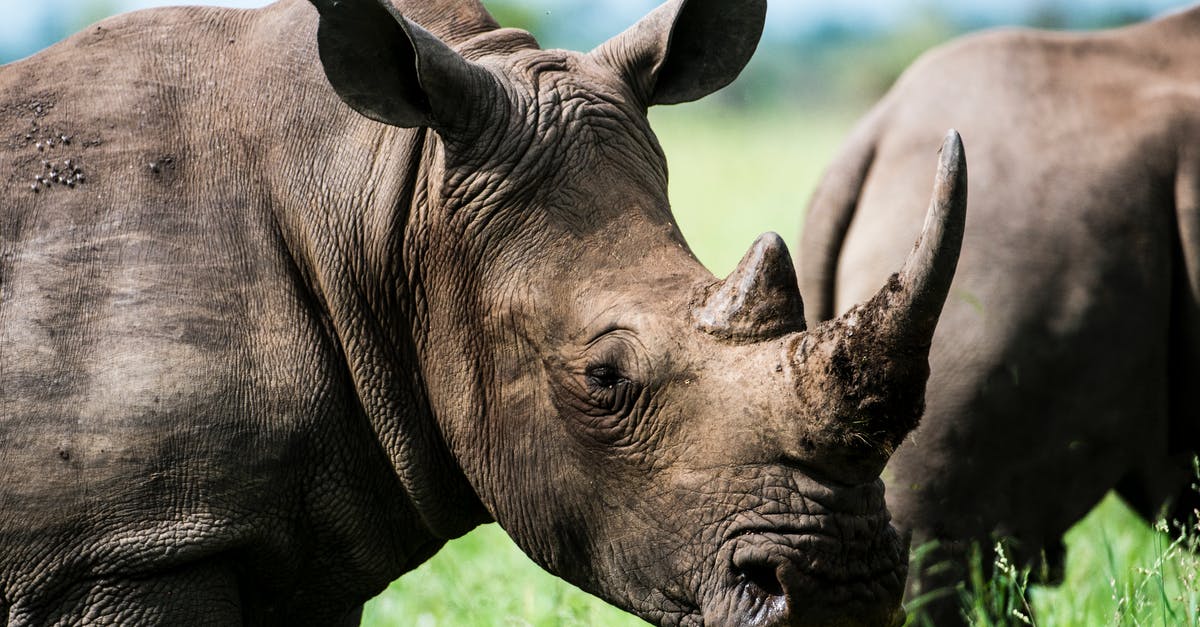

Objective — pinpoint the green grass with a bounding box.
[363,105,1197,626]
[966,494,1200,627]
[361,524,643,627]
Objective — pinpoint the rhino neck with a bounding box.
[248,1,493,545]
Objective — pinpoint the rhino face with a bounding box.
[310,0,967,624]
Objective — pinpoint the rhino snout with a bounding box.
[693,477,908,627]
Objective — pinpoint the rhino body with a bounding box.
[801,7,1200,621]
[2,0,968,625]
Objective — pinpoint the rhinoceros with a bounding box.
[0,0,968,624]
[801,6,1200,622]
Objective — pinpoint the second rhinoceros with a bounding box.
[801,6,1199,624]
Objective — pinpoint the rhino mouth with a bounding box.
[726,528,907,625]
[703,479,908,626]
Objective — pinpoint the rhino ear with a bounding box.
[309,0,497,131]
[591,0,766,106]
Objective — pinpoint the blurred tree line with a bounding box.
[478,0,1157,111]
[0,0,119,64]
[1,0,1161,111]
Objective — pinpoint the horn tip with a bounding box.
[938,129,966,172]
[753,231,789,255]
[933,129,968,218]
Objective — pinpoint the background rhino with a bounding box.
[801,5,1200,623]
[1,0,968,624]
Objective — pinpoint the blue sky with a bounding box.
[1,0,1194,61]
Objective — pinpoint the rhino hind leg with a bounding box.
[1115,453,1200,528]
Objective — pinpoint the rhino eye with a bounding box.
[582,363,639,415]
[585,364,628,390]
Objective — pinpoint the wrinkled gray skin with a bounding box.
[1,0,968,625]
[801,7,1200,624]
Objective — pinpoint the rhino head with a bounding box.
[309,0,966,625]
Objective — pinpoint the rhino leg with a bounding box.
[1158,157,1200,525]
[1110,159,1200,537]
[1115,453,1200,525]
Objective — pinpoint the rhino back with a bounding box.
[0,2,424,618]
[827,13,1200,551]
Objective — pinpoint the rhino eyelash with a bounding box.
[579,363,642,419]
[585,364,629,390]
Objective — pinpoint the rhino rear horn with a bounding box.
[695,232,807,341]
[310,0,501,134]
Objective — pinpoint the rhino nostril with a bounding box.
[737,561,785,598]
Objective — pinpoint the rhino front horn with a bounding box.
[695,232,807,340]
[877,128,967,350]
[794,130,966,470]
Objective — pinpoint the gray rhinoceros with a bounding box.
[801,6,1200,623]
[0,0,968,625]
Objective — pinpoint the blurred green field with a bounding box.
[362,105,1198,626]
[648,104,865,277]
